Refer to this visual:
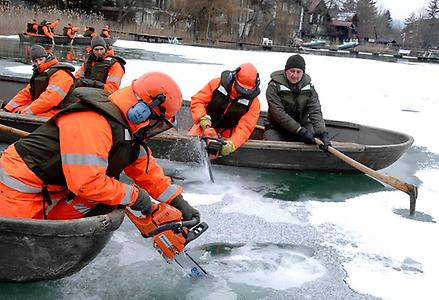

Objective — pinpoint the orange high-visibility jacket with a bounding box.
[42,25,53,38]
[190,77,260,150]
[75,49,124,94]
[101,29,111,38]
[0,86,182,219]
[5,58,74,117]
[48,19,59,30]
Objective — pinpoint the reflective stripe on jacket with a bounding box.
[3,87,181,208]
[76,53,125,93]
[5,59,75,116]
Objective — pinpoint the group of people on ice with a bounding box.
[26,19,111,40]
[0,36,331,230]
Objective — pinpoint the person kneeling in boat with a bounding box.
[264,54,331,151]
[37,20,54,39]
[189,63,261,158]
[26,19,38,35]
[75,36,125,94]
[63,23,79,39]
[83,26,97,37]
[3,44,76,117]
[100,25,111,38]
[0,71,200,223]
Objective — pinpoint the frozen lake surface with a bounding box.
[0,36,438,300]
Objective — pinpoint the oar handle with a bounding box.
[0,123,30,138]
[315,138,418,215]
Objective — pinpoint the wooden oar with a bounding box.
[70,32,77,45]
[0,123,29,138]
[47,26,55,45]
[254,124,417,215]
[314,138,418,215]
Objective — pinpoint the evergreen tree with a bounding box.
[404,12,417,26]
[384,9,392,29]
[355,0,378,39]
[427,0,439,19]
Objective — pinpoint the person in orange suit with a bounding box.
[75,36,125,94]
[48,18,60,31]
[189,63,261,157]
[4,44,75,117]
[26,19,38,35]
[38,20,53,38]
[63,23,79,38]
[0,71,200,223]
[100,25,111,38]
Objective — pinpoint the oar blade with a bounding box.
[407,184,418,216]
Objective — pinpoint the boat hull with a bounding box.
[18,33,117,46]
[0,208,124,282]
[0,74,414,172]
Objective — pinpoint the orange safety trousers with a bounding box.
[0,181,97,220]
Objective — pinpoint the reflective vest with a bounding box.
[206,70,259,130]
[37,25,47,35]
[62,26,73,36]
[29,63,77,109]
[27,23,37,33]
[14,87,140,186]
[83,55,126,83]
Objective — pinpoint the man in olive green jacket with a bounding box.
[264,54,331,151]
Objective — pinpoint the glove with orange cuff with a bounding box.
[130,186,152,216]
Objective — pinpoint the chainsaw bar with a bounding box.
[173,250,207,278]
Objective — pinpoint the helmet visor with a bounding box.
[140,116,176,139]
[235,77,260,98]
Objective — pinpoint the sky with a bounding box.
[3,37,439,299]
[376,0,428,20]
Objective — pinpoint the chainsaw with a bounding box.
[125,202,208,278]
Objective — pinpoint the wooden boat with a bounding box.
[0,74,414,172]
[0,204,124,282]
[18,33,117,46]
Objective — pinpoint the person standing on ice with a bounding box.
[264,54,331,151]
[0,71,200,223]
[189,63,261,157]
[75,36,125,94]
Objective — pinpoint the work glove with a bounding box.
[170,195,200,223]
[75,77,105,89]
[199,115,212,130]
[296,127,316,145]
[130,186,152,216]
[316,131,332,152]
[220,140,235,156]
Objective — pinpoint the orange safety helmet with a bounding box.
[131,71,182,121]
[235,63,259,89]
[234,63,260,97]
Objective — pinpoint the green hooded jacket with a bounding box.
[265,70,326,135]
